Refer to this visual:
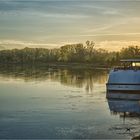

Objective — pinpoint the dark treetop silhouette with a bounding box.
[0,41,139,67]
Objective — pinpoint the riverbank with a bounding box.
[0,62,111,70]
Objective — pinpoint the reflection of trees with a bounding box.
[0,65,108,90]
[50,69,108,91]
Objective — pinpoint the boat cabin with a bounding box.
[114,59,140,70]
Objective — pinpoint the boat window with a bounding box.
[115,60,140,70]
[132,62,140,66]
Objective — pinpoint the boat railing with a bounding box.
[113,66,140,71]
[113,59,140,71]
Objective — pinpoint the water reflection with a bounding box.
[108,99,140,139]
[108,99,140,118]
[0,65,113,139]
[0,65,140,139]
[0,65,108,92]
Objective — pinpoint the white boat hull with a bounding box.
[106,69,140,99]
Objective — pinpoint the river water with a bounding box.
[0,65,140,139]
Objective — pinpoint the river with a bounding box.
[0,65,139,139]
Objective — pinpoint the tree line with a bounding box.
[0,41,139,67]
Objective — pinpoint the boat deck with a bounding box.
[113,66,140,71]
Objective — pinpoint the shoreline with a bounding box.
[0,62,111,70]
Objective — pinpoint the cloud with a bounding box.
[0,0,140,48]
[96,40,140,51]
[84,16,140,34]
[0,40,60,49]
[0,40,140,52]
[103,10,119,15]
[79,32,140,37]
[84,24,120,33]
[33,12,90,19]
[0,45,5,50]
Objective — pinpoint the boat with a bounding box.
[106,59,140,100]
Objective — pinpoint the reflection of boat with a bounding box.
[108,99,140,139]
[108,99,140,117]
[106,59,140,99]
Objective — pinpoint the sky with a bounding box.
[0,0,140,51]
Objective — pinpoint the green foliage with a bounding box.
[0,42,139,67]
[120,46,140,59]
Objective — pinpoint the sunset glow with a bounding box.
[0,0,140,51]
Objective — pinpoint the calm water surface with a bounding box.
[0,65,140,139]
